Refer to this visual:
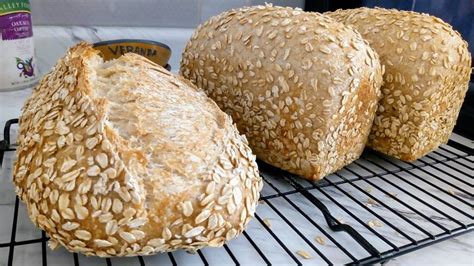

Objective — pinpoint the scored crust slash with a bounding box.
[13,42,262,257]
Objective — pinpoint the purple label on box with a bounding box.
[0,12,32,40]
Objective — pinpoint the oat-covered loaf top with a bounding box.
[181,5,382,179]
[13,43,262,257]
[327,7,472,160]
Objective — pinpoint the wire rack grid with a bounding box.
[0,118,472,265]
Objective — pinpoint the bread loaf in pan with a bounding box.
[13,43,262,256]
[180,5,383,180]
[327,7,472,160]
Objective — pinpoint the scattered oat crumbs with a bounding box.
[386,192,398,198]
[263,218,271,228]
[296,250,312,259]
[366,198,376,207]
[368,219,383,228]
[337,218,345,224]
[365,187,373,193]
[315,236,326,245]
[448,189,455,195]
[258,200,265,204]
[368,220,375,227]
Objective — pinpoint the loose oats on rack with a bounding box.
[263,218,272,228]
[296,250,312,259]
[315,236,326,245]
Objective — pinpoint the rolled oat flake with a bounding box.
[0,0,37,91]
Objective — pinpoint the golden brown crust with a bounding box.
[13,42,262,257]
[327,7,472,160]
[180,5,383,180]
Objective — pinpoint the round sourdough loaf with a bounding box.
[13,43,262,257]
[180,5,383,180]
[327,7,472,160]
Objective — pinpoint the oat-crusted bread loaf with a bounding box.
[327,8,472,160]
[13,43,262,257]
[180,5,383,180]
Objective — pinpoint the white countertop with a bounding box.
[0,26,472,266]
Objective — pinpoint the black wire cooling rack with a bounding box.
[1,118,473,265]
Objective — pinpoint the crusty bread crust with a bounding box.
[327,7,472,160]
[13,43,262,257]
[180,5,383,180]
